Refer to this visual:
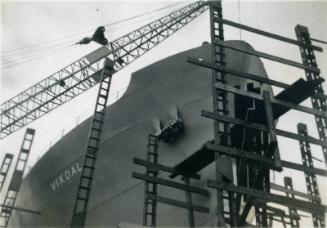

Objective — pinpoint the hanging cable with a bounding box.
[1,2,187,69]
[1,10,174,69]
[2,2,185,58]
[237,0,242,40]
[2,46,76,69]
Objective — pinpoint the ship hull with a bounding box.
[10,41,271,227]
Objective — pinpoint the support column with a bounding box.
[297,123,324,227]
[295,25,327,168]
[283,177,300,228]
[209,0,233,226]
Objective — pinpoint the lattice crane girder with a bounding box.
[0,1,208,139]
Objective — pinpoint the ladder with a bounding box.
[295,25,327,168]
[209,1,235,226]
[295,26,326,228]
[297,123,325,227]
[284,177,300,228]
[143,134,159,227]
[70,58,114,228]
[0,1,208,139]
[0,154,14,191]
[0,128,35,228]
[133,136,209,227]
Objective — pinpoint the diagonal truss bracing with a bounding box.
[0,1,208,139]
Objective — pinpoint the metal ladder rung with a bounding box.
[91,127,102,132]
[81,175,93,180]
[86,148,97,153]
[93,119,103,124]
[77,197,88,201]
[89,136,100,141]
[79,186,90,191]
[84,165,95,170]
[98,94,108,99]
[94,111,105,116]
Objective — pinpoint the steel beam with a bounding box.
[204,142,327,176]
[270,183,321,201]
[214,18,323,52]
[187,57,290,88]
[0,204,41,215]
[215,40,320,73]
[202,110,326,147]
[215,83,326,117]
[146,193,209,214]
[132,172,209,196]
[133,158,200,180]
[263,90,281,169]
[207,181,327,216]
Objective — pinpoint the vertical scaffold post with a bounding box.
[143,134,158,227]
[0,154,14,192]
[283,177,300,228]
[184,177,195,228]
[0,128,35,228]
[209,0,236,226]
[70,58,115,228]
[295,25,327,168]
[297,123,325,227]
[263,91,281,170]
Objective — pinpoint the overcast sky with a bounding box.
[1,1,327,227]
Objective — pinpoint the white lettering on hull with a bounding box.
[50,162,82,191]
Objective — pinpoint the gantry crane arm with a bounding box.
[0,1,208,139]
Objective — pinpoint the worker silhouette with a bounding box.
[75,26,125,66]
[76,26,108,45]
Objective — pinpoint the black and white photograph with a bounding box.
[0,0,327,227]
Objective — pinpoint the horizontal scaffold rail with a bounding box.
[207,181,327,216]
[0,1,208,139]
[132,172,209,196]
[0,204,41,215]
[203,142,327,177]
[214,83,326,117]
[133,158,200,179]
[214,40,321,73]
[187,57,291,88]
[270,183,321,201]
[215,18,323,52]
[147,193,209,213]
[202,110,326,147]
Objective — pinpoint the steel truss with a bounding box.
[0,1,208,139]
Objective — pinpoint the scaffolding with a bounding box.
[0,154,13,192]
[134,1,327,227]
[0,128,35,228]
[133,135,209,228]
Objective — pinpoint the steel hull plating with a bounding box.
[10,41,271,227]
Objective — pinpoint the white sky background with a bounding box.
[0,0,327,226]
